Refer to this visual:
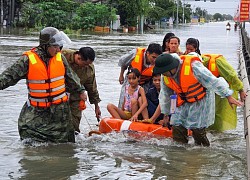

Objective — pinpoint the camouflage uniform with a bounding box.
[62,49,101,132]
[0,47,85,143]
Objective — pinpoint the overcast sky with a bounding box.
[187,0,239,16]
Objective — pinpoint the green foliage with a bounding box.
[19,1,117,30]
[146,0,176,24]
[213,13,223,21]
[193,7,207,18]
[36,2,70,29]
[95,3,117,26]
[19,1,37,27]
[115,0,150,26]
[113,0,191,25]
[17,0,198,29]
[147,6,166,22]
[73,2,117,30]
[19,0,76,29]
[153,0,175,10]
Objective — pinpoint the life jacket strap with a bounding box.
[29,92,67,102]
[28,84,65,93]
[27,75,64,84]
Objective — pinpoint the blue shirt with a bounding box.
[146,86,159,106]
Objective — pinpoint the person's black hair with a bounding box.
[152,73,161,77]
[127,68,141,78]
[78,47,95,61]
[146,43,162,55]
[162,32,175,51]
[186,38,201,55]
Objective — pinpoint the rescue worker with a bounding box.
[62,47,101,133]
[153,53,243,146]
[184,37,247,132]
[202,54,246,132]
[118,43,162,107]
[0,27,87,143]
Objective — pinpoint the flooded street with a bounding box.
[0,22,247,179]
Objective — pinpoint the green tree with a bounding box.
[72,2,117,30]
[222,14,233,21]
[183,4,192,23]
[19,1,37,28]
[113,0,150,26]
[194,7,206,18]
[213,13,223,21]
[152,0,175,18]
[36,2,69,29]
[19,1,116,30]
[19,0,77,29]
[146,0,192,24]
[72,2,96,30]
[147,5,166,22]
[95,3,117,26]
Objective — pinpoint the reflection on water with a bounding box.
[0,22,247,179]
[19,144,78,180]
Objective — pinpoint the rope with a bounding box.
[149,126,164,134]
[82,111,93,131]
[86,101,100,122]
[85,101,117,133]
[86,101,96,113]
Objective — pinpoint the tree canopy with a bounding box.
[7,0,234,30]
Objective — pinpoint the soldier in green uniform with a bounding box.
[0,27,87,143]
[62,47,101,133]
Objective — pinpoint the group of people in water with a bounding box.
[0,27,101,143]
[226,21,239,31]
[0,27,246,147]
[107,32,246,146]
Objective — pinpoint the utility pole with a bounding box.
[182,0,185,24]
[176,0,179,25]
[0,0,3,25]
[11,0,15,25]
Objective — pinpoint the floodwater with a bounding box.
[0,22,247,179]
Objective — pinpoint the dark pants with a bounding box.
[147,99,164,124]
[69,100,81,133]
[172,125,210,146]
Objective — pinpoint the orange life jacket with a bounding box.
[163,55,206,107]
[24,50,68,108]
[202,54,222,77]
[130,48,153,84]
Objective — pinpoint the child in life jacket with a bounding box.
[107,68,149,121]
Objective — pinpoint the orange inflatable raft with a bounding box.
[99,117,192,138]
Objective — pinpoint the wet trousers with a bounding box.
[172,125,210,146]
[69,100,82,133]
[18,102,75,143]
